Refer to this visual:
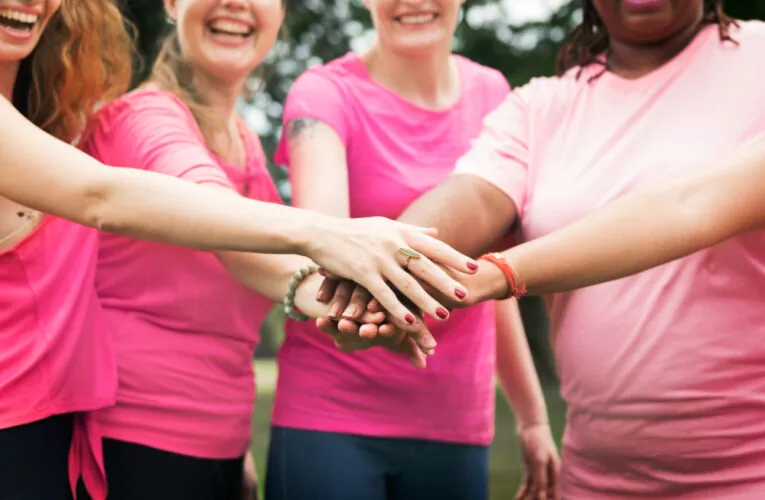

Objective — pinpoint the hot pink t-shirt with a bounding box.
[82,89,282,459]
[0,216,115,498]
[455,22,765,498]
[272,53,510,446]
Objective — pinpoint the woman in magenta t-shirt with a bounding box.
[268,1,560,499]
[329,1,765,498]
[79,0,456,498]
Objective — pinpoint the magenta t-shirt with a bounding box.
[82,89,282,459]
[455,22,765,498]
[272,53,510,445]
[0,217,116,498]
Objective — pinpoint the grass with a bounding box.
[250,361,567,499]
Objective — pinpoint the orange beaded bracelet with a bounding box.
[478,252,526,300]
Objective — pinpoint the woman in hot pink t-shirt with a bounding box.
[268,1,560,499]
[79,1,438,499]
[331,1,765,498]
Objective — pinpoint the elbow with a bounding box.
[80,178,120,233]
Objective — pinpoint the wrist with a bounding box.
[468,262,511,303]
[515,417,550,434]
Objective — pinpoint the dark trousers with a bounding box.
[0,413,76,500]
[98,438,244,500]
[266,426,489,500]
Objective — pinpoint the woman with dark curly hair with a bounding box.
[327,0,765,497]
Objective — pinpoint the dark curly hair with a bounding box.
[556,0,738,78]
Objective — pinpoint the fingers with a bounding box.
[381,264,451,323]
[548,459,561,500]
[405,230,479,275]
[327,281,355,319]
[516,474,530,500]
[359,275,420,330]
[403,336,427,369]
[316,277,339,303]
[341,286,371,320]
[405,257,469,306]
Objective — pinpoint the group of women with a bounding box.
[2,0,765,499]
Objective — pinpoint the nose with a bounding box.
[220,0,248,10]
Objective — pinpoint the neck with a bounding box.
[363,42,458,109]
[608,17,705,78]
[192,71,244,129]
[0,60,20,102]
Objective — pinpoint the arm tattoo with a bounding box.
[286,117,321,142]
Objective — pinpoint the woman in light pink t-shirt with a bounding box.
[268,1,560,499]
[330,1,765,498]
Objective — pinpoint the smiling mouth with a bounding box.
[0,9,39,33]
[207,19,256,38]
[395,13,439,26]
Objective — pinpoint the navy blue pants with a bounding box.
[265,426,489,500]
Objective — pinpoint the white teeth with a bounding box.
[209,19,253,35]
[0,9,39,25]
[398,13,436,25]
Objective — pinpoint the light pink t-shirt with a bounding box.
[0,217,115,498]
[82,89,281,459]
[272,53,510,446]
[455,22,765,498]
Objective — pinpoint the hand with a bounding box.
[242,452,259,500]
[316,314,433,369]
[314,279,438,357]
[515,424,561,500]
[303,217,476,328]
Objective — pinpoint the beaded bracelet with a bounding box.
[283,264,319,321]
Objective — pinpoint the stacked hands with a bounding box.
[296,216,504,368]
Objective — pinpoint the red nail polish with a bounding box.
[467,261,479,271]
[405,314,416,325]
[454,288,467,299]
[436,308,449,320]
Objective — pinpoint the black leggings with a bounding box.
[0,413,76,500]
[100,438,244,500]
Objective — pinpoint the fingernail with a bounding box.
[405,314,416,325]
[467,261,479,271]
[341,305,358,318]
[329,304,341,319]
[454,288,467,299]
[436,307,449,320]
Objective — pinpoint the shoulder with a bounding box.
[288,53,366,98]
[89,87,196,135]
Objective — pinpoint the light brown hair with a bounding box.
[13,0,134,143]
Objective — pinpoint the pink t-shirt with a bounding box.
[455,22,765,498]
[0,217,115,498]
[272,53,510,445]
[81,89,282,459]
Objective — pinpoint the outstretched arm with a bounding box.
[487,137,765,297]
[0,95,476,327]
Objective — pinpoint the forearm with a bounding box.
[504,138,765,296]
[0,101,325,254]
[398,175,517,258]
[495,300,548,430]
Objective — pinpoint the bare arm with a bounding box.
[0,96,476,326]
[495,299,548,431]
[398,174,518,257]
[498,137,765,296]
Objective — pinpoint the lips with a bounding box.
[395,13,439,26]
[0,8,39,33]
[207,18,255,37]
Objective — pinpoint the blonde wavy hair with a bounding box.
[12,0,134,144]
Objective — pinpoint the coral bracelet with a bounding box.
[478,252,526,300]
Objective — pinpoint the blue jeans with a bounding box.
[265,426,489,500]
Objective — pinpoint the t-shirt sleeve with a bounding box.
[273,69,351,167]
[83,91,232,188]
[453,86,531,214]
